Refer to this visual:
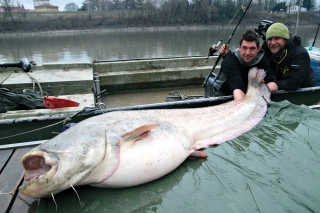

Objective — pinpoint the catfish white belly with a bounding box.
[90,119,194,187]
[19,67,270,198]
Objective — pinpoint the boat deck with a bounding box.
[0,102,319,213]
[0,93,95,120]
[0,146,38,213]
[0,65,93,96]
[0,63,96,123]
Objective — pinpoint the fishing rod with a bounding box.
[202,0,254,97]
[312,24,320,47]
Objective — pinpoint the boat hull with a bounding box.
[1,56,320,145]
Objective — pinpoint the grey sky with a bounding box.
[20,0,320,11]
[21,0,84,11]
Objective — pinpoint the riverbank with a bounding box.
[2,4,319,37]
[0,23,318,37]
[0,25,232,37]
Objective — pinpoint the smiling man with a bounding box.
[263,23,315,90]
[217,30,278,100]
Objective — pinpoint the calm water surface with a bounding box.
[1,27,319,106]
[0,27,318,64]
[103,86,205,108]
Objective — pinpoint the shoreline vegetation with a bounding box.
[1,23,318,37]
[0,11,319,37]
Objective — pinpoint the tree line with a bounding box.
[67,0,317,13]
[0,0,319,33]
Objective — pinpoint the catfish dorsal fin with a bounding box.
[122,122,160,142]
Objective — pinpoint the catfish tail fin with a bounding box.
[248,67,266,87]
[246,67,271,102]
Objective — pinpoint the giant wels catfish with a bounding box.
[20,67,270,198]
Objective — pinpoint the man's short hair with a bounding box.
[239,30,260,47]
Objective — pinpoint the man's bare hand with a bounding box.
[219,44,230,57]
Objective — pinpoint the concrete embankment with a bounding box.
[93,56,220,93]
[1,56,220,95]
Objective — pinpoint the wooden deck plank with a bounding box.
[0,147,33,213]
[9,192,38,213]
[0,149,13,172]
[0,72,11,85]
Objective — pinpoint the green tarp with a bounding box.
[0,89,44,113]
[36,100,320,213]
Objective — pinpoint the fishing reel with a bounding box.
[0,58,36,72]
[255,20,273,40]
[208,39,223,56]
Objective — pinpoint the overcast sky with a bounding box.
[21,0,84,11]
[20,0,320,11]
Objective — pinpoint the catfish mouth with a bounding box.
[22,151,58,183]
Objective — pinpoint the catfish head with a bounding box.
[19,123,107,198]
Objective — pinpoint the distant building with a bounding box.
[34,3,59,12]
[33,0,59,12]
[33,0,50,7]
[288,5,307,14]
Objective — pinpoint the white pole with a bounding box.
[294,0,302,36]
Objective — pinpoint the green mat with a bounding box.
[36,100,320,213]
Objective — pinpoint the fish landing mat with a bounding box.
[36,100,320,213]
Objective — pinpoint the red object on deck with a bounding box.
[43,96,79,109]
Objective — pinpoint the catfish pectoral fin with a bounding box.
[193,137,224,150]
[121,122,160,142]
[190,151,208,158]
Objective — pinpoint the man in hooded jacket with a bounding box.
[217,29,278,100]
[263,22,315,90]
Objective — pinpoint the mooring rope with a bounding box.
[168,91,189,100]
[26,72,43,96]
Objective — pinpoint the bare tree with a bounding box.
[98,0,108,11]
[257,0,262,11]
[86,0,100,11]
[268,0,277,12]
[16,1,27,19]
[0,0,14,21]
[65,2,79,11]
[263,0,270,11]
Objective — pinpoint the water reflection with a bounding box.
[103,86,204,108]
[0,27,318,64]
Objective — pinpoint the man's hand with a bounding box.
[219,44,230,57]
[233,89,245,100]
[267,82,278,93]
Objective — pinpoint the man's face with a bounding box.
[267,37,287,55]
[239,40,260,64]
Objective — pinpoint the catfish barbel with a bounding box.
[20,67,270,198]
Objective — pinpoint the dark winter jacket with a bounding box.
[263,36,315,90]
[218,48,277,95]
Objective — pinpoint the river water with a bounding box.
[1,26,319,107]
[0,26,318,64]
